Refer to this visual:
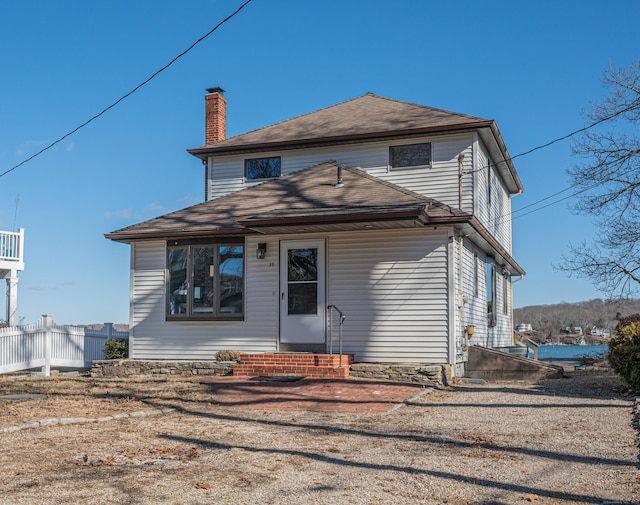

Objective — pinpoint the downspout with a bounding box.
[447,234,457,371]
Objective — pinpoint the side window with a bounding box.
[487,162,492,207]
[389,143,431,169]
[245,156,281,180]
[473,252,479,297]
[502,275,509,315]
[486,261,496,327]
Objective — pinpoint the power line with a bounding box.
[0,0,254,179]
[464,98,640,178]
[466,98,640,232]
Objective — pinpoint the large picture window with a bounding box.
[389,142,431,169]
[167,240,244,320]
[245,156,281,180]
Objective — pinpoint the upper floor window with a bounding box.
[167,239,244,320]
[245,156,281,180]
[389,142,432,169]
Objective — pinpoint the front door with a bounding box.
[279,239,326,345]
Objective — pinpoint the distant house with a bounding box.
[590,326,610,338]
[106,90,525,376]
[515,323,532,332]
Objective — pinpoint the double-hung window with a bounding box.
[486,261,496,327]
[389,142,432,170]
[167,239,244,320]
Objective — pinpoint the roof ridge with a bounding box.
[216,95,370,146]
[363,93,491,123]
[215,94,490,147]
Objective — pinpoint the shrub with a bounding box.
[609,314,640,394]
[104,338,129,360]
[216,350,243,362]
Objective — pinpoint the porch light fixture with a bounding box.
[256,242,267,259]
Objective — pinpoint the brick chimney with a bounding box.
[205,87,226,144]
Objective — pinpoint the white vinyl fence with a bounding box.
[0,315,129,376]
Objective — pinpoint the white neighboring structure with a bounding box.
[0,229,24,326]
[590,326,610,338]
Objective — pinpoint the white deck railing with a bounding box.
[0,315,129,376]
[0,228,24,270]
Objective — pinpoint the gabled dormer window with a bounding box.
[389,142,431,170]
[245,156,281,180]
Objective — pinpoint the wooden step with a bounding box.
[233,353,354,379]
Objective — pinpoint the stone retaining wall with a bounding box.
[349,363,451,386]
[90,359,234,378]
[91,359,451,386]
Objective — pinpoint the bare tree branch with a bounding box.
[558,61,640,298]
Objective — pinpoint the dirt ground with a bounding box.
[0,371,638,504]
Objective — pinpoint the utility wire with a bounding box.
[463,98,640,177]
[0,0,254,179]
[465,98,640,233]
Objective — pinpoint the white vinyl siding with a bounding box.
[207,134,475,212]
[455,240,512,349]
[326,228,449,363]
[474,140,512,251]
[129,229,451,363]
[129,238,280,359]
[458,241,488,345]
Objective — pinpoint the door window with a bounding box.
[287,248,318,315]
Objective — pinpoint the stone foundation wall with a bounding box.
[90,359,234,378]
[91,359,452,385]
[349,363,451,386]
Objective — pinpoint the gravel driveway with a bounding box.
[0,371,638,504]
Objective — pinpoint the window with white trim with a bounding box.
[486,261,496,327]
[502,274,509,315]
[473,252,479,297]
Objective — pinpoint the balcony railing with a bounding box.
[0,228,24,270]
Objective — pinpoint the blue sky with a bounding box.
[0,0,637,324]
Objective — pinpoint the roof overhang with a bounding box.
[427,213,525,276]
[106,204,524,276]
[104,227,251,243]
[188,122,492,158]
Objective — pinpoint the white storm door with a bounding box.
[279,239,326,344]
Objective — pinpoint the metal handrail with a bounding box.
[327,305,346,367]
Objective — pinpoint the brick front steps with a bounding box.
[232,353,354,379]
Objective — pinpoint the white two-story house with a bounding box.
[106,89,525,377]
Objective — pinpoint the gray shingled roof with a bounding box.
[106,160,524,274]
[188,93,492,154]
[187,92,522,194]
[106,161,458,241]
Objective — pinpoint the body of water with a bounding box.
[532,344,608,363]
